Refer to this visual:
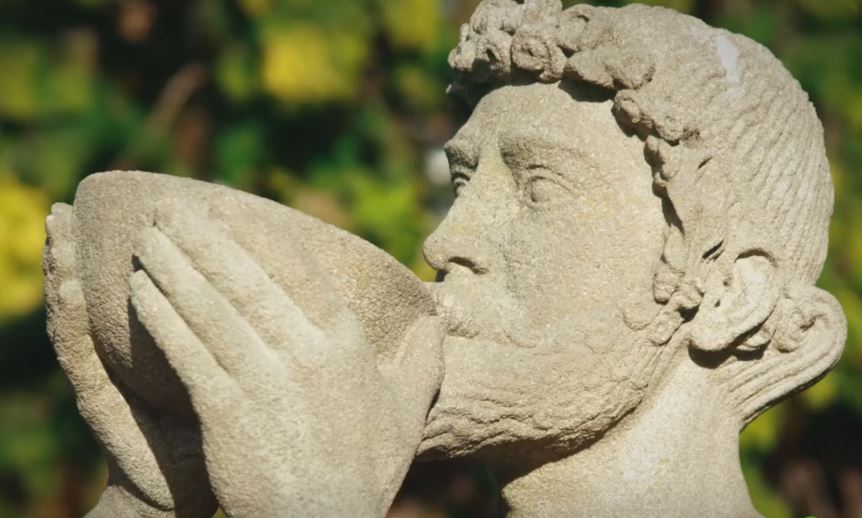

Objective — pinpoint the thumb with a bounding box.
[380,316,444,441]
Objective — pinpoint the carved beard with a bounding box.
[417,283,669,462]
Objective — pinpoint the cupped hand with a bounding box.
[129,205,443,517]
[44,203,216,518]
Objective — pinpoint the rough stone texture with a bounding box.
[44,172,443,516]
[421,2,846,516]
[44,1,846,517]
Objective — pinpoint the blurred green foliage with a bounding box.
[0,0,859,517]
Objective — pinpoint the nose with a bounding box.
[422,194,491,277]
[424,140,517,277]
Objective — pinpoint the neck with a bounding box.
[498,354,760,517]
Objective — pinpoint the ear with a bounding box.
[688,252,780,352]
[725,286,846,425]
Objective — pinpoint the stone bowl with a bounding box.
[67,171,435,418]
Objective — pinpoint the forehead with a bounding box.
[448,82,619,153]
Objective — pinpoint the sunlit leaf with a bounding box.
[216,43,260,103]
[796,0,860,22]
[261,24,369,104]
[0,39,41,120]
[239,0,274,19]
[802,372,838,410]
[380,0,441,52]
[0,175,48,322]
[214,122,266,189]
[740,404,784,452]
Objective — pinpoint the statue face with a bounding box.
[418,82,669,460]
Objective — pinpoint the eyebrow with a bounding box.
[504,131,597,167]
[497,130,603,186]
[498,130,589,162]
[443,138,476,166]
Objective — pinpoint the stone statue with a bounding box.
[44,1,845,517]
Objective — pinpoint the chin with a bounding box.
[416,326,663,464]
[417,388,629,463]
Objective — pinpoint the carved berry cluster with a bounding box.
[448,1,655,98]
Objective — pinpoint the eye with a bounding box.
[450,170,472,197]
[525,174,567,205]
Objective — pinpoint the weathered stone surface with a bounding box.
[422,2,845,516]
[69,171,435,417]
[45,2,846,517]
[45,171,442,516]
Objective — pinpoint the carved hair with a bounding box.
[449,1,840,422]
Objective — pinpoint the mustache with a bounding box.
[431,284,480,339]
[428,282,542,348]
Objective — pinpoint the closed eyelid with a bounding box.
[503,152,564,182]
[497,132,603,190]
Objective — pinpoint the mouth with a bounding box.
[427,280,542,349]
[430,282,481,339]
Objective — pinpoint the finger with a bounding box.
[129,269,235,403]
[50,279,104,394]
[43,204,91,384]
[43,203,76,309]
[41,205,156,478]
[43,203,206,511]
[380,316,444,438]
[41,202,104,396]
[133,227,275,379]
[47,277,175,508]
[154,205,336,360]
[202,202,348,315]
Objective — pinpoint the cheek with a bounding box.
[504,202,599,323]
[504,188,664,324]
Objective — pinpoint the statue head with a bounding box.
[418,1,845,463]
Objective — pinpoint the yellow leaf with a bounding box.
[238,0,273,19]
[740,404,783,451]
[261,25,369,104]
[0,175,49,321]
[796,0,860,20]
[0,42,41,120]
[381,0,441,52]
[802,373,838,410]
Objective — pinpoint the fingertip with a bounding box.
[50,202,72,216]
[48,203,73,228]
[129,269,151,293]
[58,279,86,310]
[153,201,200,237]
[155,202,226,253]
[129,270,166,327]
[133,225,154,257]
[46,204,73,244]
[152,201,178,229]
[133,225,173,274]
[129,269,161,313]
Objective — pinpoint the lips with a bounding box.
[430,282,481,339]
[428,280,547,349]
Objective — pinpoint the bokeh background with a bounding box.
[0,0,859,516]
